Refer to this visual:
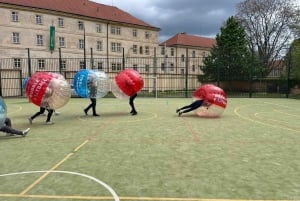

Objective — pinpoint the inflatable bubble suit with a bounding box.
[22,77,30,91]
[111,68,144,99]
[0,97,7,126]
[26,72,71,110]
[73,69,109,98]
[193,84,227,117]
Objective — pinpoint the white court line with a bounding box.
[0,170,119,201]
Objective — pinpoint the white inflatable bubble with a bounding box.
[0,97,7,126]
[73,69,109,98]
[26,72,71,110]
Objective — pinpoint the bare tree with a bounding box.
[236,0,299,75]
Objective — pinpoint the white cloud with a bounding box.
[91,0,242,41]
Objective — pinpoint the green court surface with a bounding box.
[0,97,299,201]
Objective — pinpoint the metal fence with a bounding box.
[0,54,298,98]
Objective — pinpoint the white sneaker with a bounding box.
[22,128,30,137]
[45,121,53,125]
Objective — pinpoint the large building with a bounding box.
[0,0,160,70]
[0,0,216,96]
[159,32,215,74]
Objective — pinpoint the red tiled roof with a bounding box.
[0,0,160,30]
[161,32,216,48]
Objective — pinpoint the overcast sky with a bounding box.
[91,0,242,42]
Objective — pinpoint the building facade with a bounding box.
[0,0,160,70]
[0,0,216,97]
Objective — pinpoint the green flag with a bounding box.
[49,26,55,52]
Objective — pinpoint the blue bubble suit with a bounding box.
[0,97,7,126]
[22,77,30,90]
[73,69,109,98]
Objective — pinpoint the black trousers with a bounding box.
[179,100,204,114]
[85,98,97,115]
[31,107,54,122]
[0,118,23,135]
[129,93,137,112]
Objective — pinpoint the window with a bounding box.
[192,64,195,72]
[170,48,174,56]
[161,47,165,55]
[132,45,137,54]
[36,35,43,46]
[13,58,21,68]
[145,46,150,55]
[79,39,84,49]
[80,61,85,69]
[38,59,45,69]
[202,51,207,57]
[133,64,137,71]
[181,54,185,62]
[78,21,84,30]
[96,24,102,33]
[60,60,66,69]
[117,63,122,71]
[180,68,184,74]
[145,64,149,72]
[111,63,122,71]
[11,11,19,22]
[111,26,121,35]
[145,31,150,39]
[139,46,143,54]
[170,63,174,71]
[58,18,64,27]
[111,42,121,52]
[12,32,20,44]
[192,51,196,58]
[97,41,103,51]
[59,37,65,47]
[132,29,137,37]
[161,63,165,71]
[111,63,116,71]
[36,15,43,24]
[97,62,103,70]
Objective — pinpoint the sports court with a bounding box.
[0,97,299,201]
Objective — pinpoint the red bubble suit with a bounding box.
[26,72,71,110]
[193,84,227,117]
[111,68,144,99]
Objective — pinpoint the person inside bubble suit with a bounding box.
[84,75,99,116]
[176,97,211,116]
[129,93,137,115]
[28,84,55,125]
[1,117,30,137]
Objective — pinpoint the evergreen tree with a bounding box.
[287,39,300,85]
[200,16,252,82]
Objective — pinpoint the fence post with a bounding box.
[217,61,220,87]
[286,46,292,98]
[27,48,32,76]
[83,27,86,69]
[249,50,254,98]
[185,48,189,98]
[122,47,125,70]
[90,48,94,69]
[153,47,157,98]
[59,47,63,74]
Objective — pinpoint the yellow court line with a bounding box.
[234,104,299,133]
[19,140,90,195]
[0,194,294,201]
